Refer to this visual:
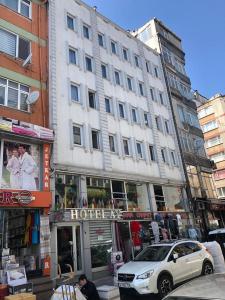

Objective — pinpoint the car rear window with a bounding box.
[134,245,171,262]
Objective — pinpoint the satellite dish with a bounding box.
[26,91,40,105]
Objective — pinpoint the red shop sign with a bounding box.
[43,144,50,191]
[0,190,52,208]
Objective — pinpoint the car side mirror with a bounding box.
[173,253,179,263]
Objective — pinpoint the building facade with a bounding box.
[49,0,189,280]
[134,18,218,236]
[0,0,53,295]
[198,94,225,226]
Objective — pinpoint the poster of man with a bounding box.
[1,141,40,190]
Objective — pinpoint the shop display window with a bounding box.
[55,174,80,209]
[164,186,184,211]
[87,177,111,209]
[126,183,138,210]
[0,140,40,191]
[154,185,166,211]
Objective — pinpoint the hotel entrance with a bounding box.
[56,223,83,275]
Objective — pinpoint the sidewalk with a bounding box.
[94,275,114,287]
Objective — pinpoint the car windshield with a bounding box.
[134,245,171,262]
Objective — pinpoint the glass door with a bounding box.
[57,224,83,274]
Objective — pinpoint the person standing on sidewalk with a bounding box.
[78,274,100,300]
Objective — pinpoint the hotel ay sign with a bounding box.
[66,208,123,221]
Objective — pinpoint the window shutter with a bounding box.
[121,71,126,88]
[125,102,130,123]
[69,119,74,150]
[131,137,137,161]
[117,42,123,60]
[104,35,110,53]
[129,104,133,125]
[112,98,118,120]
[95,92,100,110]
[83,123,89,152]
[0,29,16,57]
[80,83,86,108]
[138,108,144,127]
[136,79,140,96]
[77,48,83,70]
[143,142,148,163]
[88,125,93,153]
[160,116,165,134]
[109,65,116,85]
[82,50,86,72]
[116,133,122,158]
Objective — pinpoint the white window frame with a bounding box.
[206,136,222,148]
[165,120,170,134]
[131,107,138,123]
[170,151,177,166]
[217,187,225,198]
[118,102,125,119]
[98,32,105,47]
[202,120,218,133]
[127,76,133,91]
[146,60,151,73]
[70,82,80,103]
[1,0,32,18]
[0,76,29,111]
[68,46,78,65]
[134,54,140,68]
[0,28,30,60]
[159,92,164,105]
[123,47,128,61]
[136,141,143,159]
[114,70,121,85]
[85,55,93,72]
[72,124,83,146]
[161,148,167,163]
[149,145,156,161]
[122,138,130,156]
[67,13,76,31]
[101,63,108,79]
[91,129,101,150]
[150,87,156,101]
[111,40,117,55]
[198,106,214,119]
[83,23,90,39]
[109,134,116,153]
[105,97,112,114]
[210,152,225,163]
[88,90,97,109]
[139,82,145,96]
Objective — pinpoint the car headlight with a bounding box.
[137,270,154,279]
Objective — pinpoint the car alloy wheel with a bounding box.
[203,262,213,275]
[158,275,173,298]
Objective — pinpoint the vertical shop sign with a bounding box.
[43,144,50,191]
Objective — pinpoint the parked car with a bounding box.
[164,273,225,300]
[116,240,214,299]
[208,228,225,257]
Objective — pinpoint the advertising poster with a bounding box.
[1,141,40,191]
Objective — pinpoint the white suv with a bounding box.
[116,240,214,299]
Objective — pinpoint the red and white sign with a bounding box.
[214,169,225,180]
[43,144,50,191]
[0,189,52,208]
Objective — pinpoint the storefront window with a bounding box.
[87,177,111,208]
[126,183,138,210]
[91,243,112,268]
[1,140,40,190]
[55,174,80,209]
[154,185,166,211]
[164,186,184,211]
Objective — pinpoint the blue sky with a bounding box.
[84,0,225,98]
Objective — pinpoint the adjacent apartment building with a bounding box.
[0,1,53,297]
[49,0,189,280]
[198,94,225,226]
[134,18,218,235]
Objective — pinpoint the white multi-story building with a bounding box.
[49,0,187,279]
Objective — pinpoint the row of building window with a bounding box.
[168,72,191,100]
[68,46,165,104]
[72,123,178,166]
[66,13,160,78]
[201,120,218,133]
[205,135,222,148]
[210,151,225,163]
[0,0,31,18]
[70,83,173,134]
[161,45,186,75]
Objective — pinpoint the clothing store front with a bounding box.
[0,116,53,281]
[115,211,189,262]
